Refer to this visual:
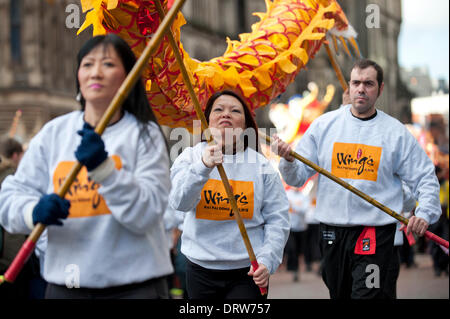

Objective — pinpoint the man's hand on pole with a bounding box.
[271,134,295,162]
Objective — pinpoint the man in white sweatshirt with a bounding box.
[272,59,441,299]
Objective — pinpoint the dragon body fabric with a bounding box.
[78,0,353,131]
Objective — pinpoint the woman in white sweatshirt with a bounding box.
[169,90,290,299]
[0,34,173,298]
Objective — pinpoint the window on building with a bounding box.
[10,0,22,62]
[237,0,246,34]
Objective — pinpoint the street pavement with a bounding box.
[268,253,449,299]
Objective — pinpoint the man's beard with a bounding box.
[352,95,374,115]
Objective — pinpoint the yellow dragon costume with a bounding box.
[77,0,359,131]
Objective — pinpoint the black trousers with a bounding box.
[429,214,449,273]
[384,246,400,299]
[0,252,46,300]
[304,224,321,266]
[44,276,169,299]
[319,223,396,299]
[186,260,268,299]
[285,230,306,271]
[399,233,415,267]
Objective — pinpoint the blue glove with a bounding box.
[32,194,70,226]
[75,122,108,171]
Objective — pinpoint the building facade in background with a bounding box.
[0,0,88,143]
[0,0,411,143]
[181,0,411,127]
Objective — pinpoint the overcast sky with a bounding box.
[399,0,449,82]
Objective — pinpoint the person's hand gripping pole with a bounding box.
[320,42,448,252]
[263,132,448,252]
[0,0,187,285]
[154,0,267,295]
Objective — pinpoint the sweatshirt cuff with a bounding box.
[414,210,431,225]
[257,257,274,275]
[279,157,298,173]
[192,161,213,177]
[23,201,38,231]
[88,157,116,184]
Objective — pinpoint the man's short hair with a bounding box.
[0,137,23,159]
[351,59,384,88]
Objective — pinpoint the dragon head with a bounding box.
[317,0,350,30]
[316,0,361,58]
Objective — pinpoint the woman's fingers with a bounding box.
[249,263,269,288]
[202,144,223,168]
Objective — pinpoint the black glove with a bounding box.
[75,122,108,171]
[32,194,70,226]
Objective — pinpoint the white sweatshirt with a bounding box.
[394,182,418,246]
[0,111,173,288]
[169,143,290,274]
[163,204,185,250]
[285,188,309,232]
[279,105,441,227]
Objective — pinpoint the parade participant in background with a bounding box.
[385,182,417,299]
[0,137,23,183]
[0,34,173,299]
[169,90,289,299]
[303,176,321,274]
[284,185,310,282]
[0,137,33,299]
[429,164,449,277]
[163,204,187,298]
[272,59,441,299]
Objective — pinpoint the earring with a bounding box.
[76,92,82,102]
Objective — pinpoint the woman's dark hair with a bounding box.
[204,90,260,152]
[76,34,158,126]
[76,34,168,151]
[0,137,23,159]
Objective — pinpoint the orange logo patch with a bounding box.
[52,156,122,218]
[196,179,254,221]
[331,143,382,181]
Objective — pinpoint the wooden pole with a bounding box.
[259,131,448,249]
[324,43,348,91]
[8,110,22,138]
[0,0,187,285]
[154,0,267,295]
[319,44,448,250]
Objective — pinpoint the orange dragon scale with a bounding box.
[77,0,356,131]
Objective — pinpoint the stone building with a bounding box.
[0,0,412,144]
[339,0,413,123]
[0,0,88,143]
[400,66,435,98]
[180,0,412,126]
